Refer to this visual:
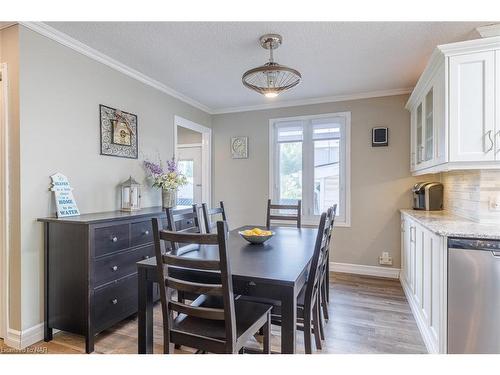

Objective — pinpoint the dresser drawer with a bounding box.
[94,245,154,287]
[94,274,138,333]
[131,220,153,247]
[94,224,130,257]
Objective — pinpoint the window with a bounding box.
[177,159,194,205]
[270,112,351,226]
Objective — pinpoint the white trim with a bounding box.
[174,116,212,207]
[0,63,9,340]
[476,24,500,38]
[177,143,203,148]
[213,88,413,114]
[269,112,351,227]
[3,323,45,350]
[331,262,400,279]
[400,276,436,354]
[19,22,211,114]
[0,22,16,31]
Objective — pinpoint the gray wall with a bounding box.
[211,95,436,270]
[17,26,211,330]
[177,126,202,144]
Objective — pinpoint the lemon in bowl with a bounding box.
[239,227,275,244]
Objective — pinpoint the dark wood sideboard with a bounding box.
[38,206,195,353]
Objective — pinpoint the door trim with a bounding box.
[0,63,10,339]
[173,116,212,206]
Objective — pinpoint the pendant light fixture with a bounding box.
[242,34,301,98]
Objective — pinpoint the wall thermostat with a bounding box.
[372,127,388,147]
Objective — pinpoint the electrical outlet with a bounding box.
[379,251,393,265]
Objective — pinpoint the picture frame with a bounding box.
[231,136,248,159]
[100,104,138,159]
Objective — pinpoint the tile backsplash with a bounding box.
[442,170,500,223]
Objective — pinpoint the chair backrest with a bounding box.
[152,218,237,353]
[165,205,202,251]
[321,204,337,270]
[303,212,330,310]
[266,199,302,229]
[201,201,227,233]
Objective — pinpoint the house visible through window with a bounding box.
[270,112,351,226]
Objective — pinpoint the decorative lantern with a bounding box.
[120,176,141,211]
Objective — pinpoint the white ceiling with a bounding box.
[45,22,490,113]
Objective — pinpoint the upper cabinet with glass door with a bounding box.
[407,35,500,175]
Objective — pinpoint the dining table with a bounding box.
[136,225,318,354]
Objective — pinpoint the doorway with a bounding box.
[174,116,211,207]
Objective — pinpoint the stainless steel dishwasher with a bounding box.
[448,238,500,354]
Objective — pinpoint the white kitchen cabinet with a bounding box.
[449,51,496,162]
[400,212,447,353]
[407,36,500,175]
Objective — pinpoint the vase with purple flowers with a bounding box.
[143,157,188,208]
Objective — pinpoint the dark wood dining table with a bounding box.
[136,225,318,354]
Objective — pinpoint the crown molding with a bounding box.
[211,88,413,114]
[476,24,500,38]
[0,22,17,31]
[19,22,212,114]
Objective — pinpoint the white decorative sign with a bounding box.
[50,173,80,218]
[231,136,248,159]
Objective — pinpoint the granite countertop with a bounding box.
[400,209,500,240]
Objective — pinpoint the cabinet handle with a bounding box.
[111,298,118,305]
[485,130,494,153]
[144,230,150,235]
[112,236,118,243]
[111,265,118,272]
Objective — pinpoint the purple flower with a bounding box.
[166,157,178,173]
[143,160,163,176]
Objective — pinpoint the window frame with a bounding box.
[269,112,351,227]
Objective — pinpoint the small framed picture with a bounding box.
[100,104,138,159]
[231,136,248,159]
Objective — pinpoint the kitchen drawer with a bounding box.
[94,224,130,257]
[131,220,153,247]
[94,245,154,287]
[94,274,138,333]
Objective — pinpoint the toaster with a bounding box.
[412,182,443,211]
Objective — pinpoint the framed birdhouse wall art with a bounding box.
[100,104,138,159]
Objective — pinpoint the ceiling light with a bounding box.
[242,34,301,98]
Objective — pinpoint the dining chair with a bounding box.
[317,204,336,340]
[201,201,227,233]
[152,218,272,354]
[270,211,330,353]
[165,205,202,251]
[266,199,302,229]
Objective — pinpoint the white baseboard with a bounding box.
[331,262,400,279]
[400,276,436,354]
[3,323,44,350]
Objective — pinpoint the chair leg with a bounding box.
[263,312,271,354]
[303,311,312,354]
[321,277,329,321]
[312,300,322,351]
[317,293,325,341]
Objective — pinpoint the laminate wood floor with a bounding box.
[0,273,426,354]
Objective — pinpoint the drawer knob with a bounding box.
[111,265,118,272]
[144,230,150,235]
[111,298,118,305]
[143,255,150,260]
[112,236,118,243]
